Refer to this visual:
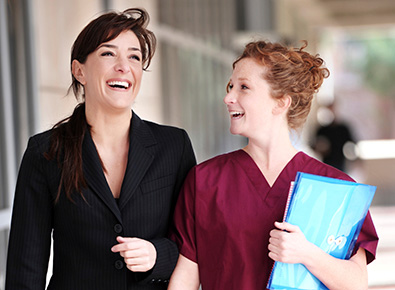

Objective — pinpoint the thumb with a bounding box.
[116,236,127,243]
[274,221,286,230]
[274,221,299,232]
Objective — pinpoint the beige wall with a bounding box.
[33,0,162,133]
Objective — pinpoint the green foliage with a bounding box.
[346,37,395,98]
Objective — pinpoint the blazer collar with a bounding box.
[82,111,157,222]
[118,112,156,209]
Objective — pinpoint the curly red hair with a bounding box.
[233,41,329,129]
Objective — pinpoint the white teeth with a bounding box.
[231,111,244,117]
[107,81,130,89]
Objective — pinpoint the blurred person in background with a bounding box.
[168,40,378,290]
[6,8,196,290]
[311,102,357,171]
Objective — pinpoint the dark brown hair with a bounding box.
[232,40,329,129]
[45,8,156,202]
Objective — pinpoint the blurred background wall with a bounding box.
[1,0,395,288]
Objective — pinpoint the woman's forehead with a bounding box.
[232,58,266,78]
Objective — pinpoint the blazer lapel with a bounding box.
[82,130,122,222]
[118,112,156,210]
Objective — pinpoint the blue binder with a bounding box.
[267,172,376,290]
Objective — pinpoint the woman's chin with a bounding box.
[229,128,244,137]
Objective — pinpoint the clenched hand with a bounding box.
[111,236,157,272]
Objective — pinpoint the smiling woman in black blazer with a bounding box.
[5,8,196,290]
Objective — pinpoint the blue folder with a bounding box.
[267,172,376,290]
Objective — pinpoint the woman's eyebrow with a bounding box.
[98,44,141,52]
[129,47,141,52]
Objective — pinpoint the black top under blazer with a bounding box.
[6,112,196,290]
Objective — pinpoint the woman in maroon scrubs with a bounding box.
[169,41,378,290]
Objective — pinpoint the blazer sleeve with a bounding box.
[6,136,54,290]
[137,129,196,284]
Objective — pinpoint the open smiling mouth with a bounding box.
[107,81,130,89]
[230,111,245,119]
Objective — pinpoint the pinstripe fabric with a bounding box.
[6,112,196,290]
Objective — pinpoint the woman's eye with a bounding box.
[241,85,248,90]
[226,83,233,92]
[101,51,114,57]
[130,55,141,61]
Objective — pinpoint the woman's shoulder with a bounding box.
[298,151,354,182]
[135,114,188,140]
[181,150,243,189]
[195,150,243,172]
[16,129,57,169]
[143,119,186,135]
[30,129,53,139]
[25,129,53,153]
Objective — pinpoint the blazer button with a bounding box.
[114,224,123,234]
[114,260,124,270]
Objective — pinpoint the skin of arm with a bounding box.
[268,221,368,290]
[168,254,200,290]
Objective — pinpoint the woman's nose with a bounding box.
[115,57,131,73]
[224,91,236,105]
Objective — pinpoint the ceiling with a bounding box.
[293,0,395,28]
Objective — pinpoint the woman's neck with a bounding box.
[246,124,297,163]
[86,106,132,148]
[243,131,298,186]
[244,140,297,169]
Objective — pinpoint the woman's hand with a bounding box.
[268,221,369,290]
[111,236,157,272]
[268,221,313,264]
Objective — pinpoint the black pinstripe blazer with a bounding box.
[6,112,196,290]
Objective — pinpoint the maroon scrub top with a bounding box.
[171,150,378,290]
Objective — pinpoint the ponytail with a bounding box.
[44,103,88,203]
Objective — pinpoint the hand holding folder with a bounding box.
[267,172,376,290]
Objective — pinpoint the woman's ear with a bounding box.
[72,60,86,85]
[273,95,292,115]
